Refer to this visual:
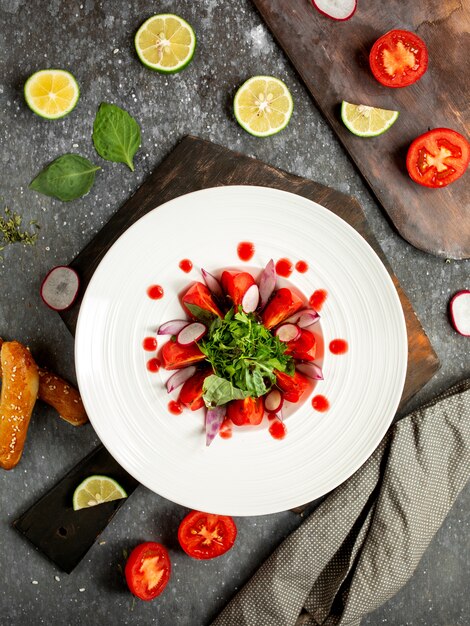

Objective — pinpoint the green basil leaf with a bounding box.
[202,375,249,407]
[92,102,141,171]
[184,302,217,326]
[29,154,100,202]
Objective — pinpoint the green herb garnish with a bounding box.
[199,308,294,406]
[0,207,39,259]
[92,102,141,171]
[29,154,100,202]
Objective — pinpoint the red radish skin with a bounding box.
[264,389,284,413]
[449,291,470,336]
[177,322,207,345]
[158,320,189,336]
[312,0,357,20]
[166,366,197,393]
[258,259,276,311]
[40,266,80,311]
[242,284,260,313]
[201,268,224,300]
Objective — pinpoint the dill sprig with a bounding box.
[0,207,40,258]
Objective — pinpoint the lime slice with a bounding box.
[341,101,399,137]
[72,475,127,511]
[135,14,196,73]
[24,69,80,120]
[234,76,294,138]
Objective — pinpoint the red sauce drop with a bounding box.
[267,412,277,421]
[329,339,348,355]
[219,419,233,439]
[146,357,161,373]
[147,285,164,300]
[179,259,193,273]
[237,241,255,261]
[142,337,157,351]
[275,258,293,278]
[168,400,183,415]
[312,395,330,412]
[309,289,328,311]
[269,420,287,439]
[295,260,309,273]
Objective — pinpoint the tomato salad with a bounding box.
[158,260,324,445]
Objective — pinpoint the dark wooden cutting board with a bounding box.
[251,0,470,259]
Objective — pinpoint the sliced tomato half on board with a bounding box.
[125,542,171,601]
[406,128,470,188]
[369,29,428,88]
[221,271,255,306]
[182,282,223,323]
[261,288,303,330]
[161,340,206,370]
[275,369,309,403]
[226,396,264,426]
[178,511,237,559]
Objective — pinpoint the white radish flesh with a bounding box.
[177,322,207,345]
[201,268,224,300]
[166,366,197,393]
[40,266,80,311]
[242,284,260,313]
[449,290,470,336]
[206,406,226,446]
[275,324,301,342]
[296,362,324,380]
[258,259,276,310]
[312,0,357,21]
[264,389,284,413]
[158,320,190,336]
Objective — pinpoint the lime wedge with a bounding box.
[72,475,127,511]
[135,14,196,73]
[24,69,80,120]
[341,101,399,137]
[234,76,294,137]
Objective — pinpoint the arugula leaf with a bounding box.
[29,154,100,202]
[202,375,249,407]
[92,102,141,171]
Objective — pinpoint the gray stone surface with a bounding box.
[0,1,468,624]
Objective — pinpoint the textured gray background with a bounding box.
[0,1,469,625]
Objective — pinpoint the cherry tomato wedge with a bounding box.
[178,368,212,411]
[221,271,255,306]
[182,282,223,322]
[161,340,206,370]
[285,328,317,362]
[178,510,237,559]
[125,542,171,601]
[406,128,470,188]
[275,369,309,403]
[369,29,428,88]
[262,288,303,330]
[226,396,264,426]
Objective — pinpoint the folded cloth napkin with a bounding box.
[213,379,470,626]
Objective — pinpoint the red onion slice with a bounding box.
[275,323,301,342]
[205,405,226,446]
[295,362,324,380]
[166,366,197,393]
[177,322,207,345]
[158,320,190,336]
[242,284,260,313]
[264,389,284,413]
[201,268,224,300]
[258,259,276,310]
[285,309,320,328]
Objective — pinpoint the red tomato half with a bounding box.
[182,282,223,321]
[161,340,206,370]
[369,30,428,88]
[285,329,317,361]
[261,288,303,330]
[125,542,171,601]
[275,370,309,403]
[178,368,212,411]
[406,128,470,188]
[221,271,255,306]
[227,397,264,426]
[178,511,237,559]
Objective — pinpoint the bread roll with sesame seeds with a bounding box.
[0,341,39,470]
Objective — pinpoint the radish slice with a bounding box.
[166,366,197,393]
[258,259,276,310]
[205,405,226,446]
[264,389,284,413]
[296,362,324,380]
[312,0,357,21]
[177,322,207,345]
[201,268,224,300]
[40,266,79,311]
[158,320,189,336]
[242,284,260,313]
[449,290,470,336]
[275,324,301,342]
[285,309,320,328]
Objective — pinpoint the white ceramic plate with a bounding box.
[75,186,407,516]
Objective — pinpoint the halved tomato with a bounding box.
[369,29,428,88]
[261,288,303,330]
[275,369,309,403]
[125,542,171,601]
[161,340,206,370]
[178,511,237,559]
[406,128,470,188]
[226,397,264,426]
[285,328,317,361]
[178,368,212,411]
[221,271,255,306]
[182,282,223,323]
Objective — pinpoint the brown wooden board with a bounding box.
[251,0,470,259]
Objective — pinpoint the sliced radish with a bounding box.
[201,268,224,300]
[166,366,197,393]
[449,290,470,336]
[258,259,276,310]
[275,324,301,342]
[242,284,260,313]
[205,405,226,446]
[264,389,284,413]
[296,362,324,380]
[158,320,189,336]
[40,266,80,311]
[177,322,207,345]
[312,0,357,21]
[285,309,320,328]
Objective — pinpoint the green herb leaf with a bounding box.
[184,302,218,326]
[202,375,249,407]
[0,207,39,260]
[29,154,100,202]
[92,102,141,171]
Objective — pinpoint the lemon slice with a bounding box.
[135,14,196,73]
[341,101,399,137]
[234,76,294,137]
[72,475,127,511]
[24,69,80,120]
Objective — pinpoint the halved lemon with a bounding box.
[341,101,399,137]
[234,76,294,138]
[135,14,196,73]
[72,475,127,511]
[24,69,80,119]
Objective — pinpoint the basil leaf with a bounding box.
[92,102,141,171]
[29,154,100,202]
[184,302,217,326]
[202,375,249,407]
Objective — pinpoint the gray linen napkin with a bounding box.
[213,379,470,626]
